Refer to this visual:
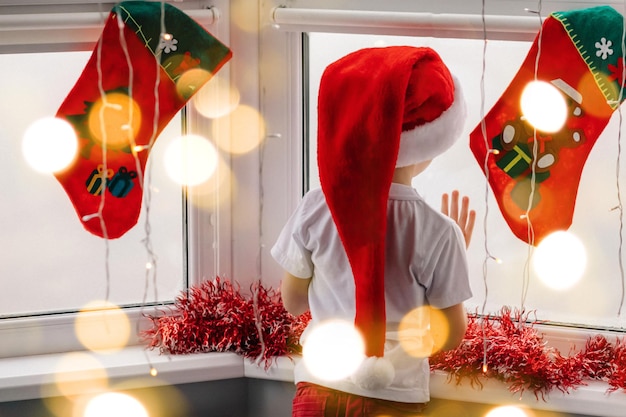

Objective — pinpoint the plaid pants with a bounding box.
[292,382,427,417]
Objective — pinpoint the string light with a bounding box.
[614,0,626,317]
[519,0,544,313]
[82,213,101,222]
[478,0,492,377]
[133,145,150,152]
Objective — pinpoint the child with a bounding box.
[271,46,474,417]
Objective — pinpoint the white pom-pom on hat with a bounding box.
[350,356,396,390]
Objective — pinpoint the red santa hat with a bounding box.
[317,46,466,389]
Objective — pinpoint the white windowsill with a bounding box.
[2,347,625,417]
[0,347,243,403]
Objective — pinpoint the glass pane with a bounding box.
[0,51,185,317]
[307,32,625,330]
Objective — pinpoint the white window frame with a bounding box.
[0,0,233,358]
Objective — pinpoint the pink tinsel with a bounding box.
[141,277,309,368]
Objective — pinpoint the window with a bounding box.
[262,1,626,335]
[0,50,185,318]
[0,0,231,357]
[306,31,625,330]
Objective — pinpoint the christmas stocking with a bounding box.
[470,5,625,245]
[54,1,231,238]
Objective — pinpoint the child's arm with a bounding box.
[431,303,468,353]
[280,272,312,316]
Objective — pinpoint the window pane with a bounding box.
[0,51,185,317]
[307,32,624,329]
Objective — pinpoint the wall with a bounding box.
[0,378,604,417]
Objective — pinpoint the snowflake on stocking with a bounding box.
[595,37,613,59]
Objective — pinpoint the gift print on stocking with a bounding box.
[54,1,232,239]
[491,78,586,210]
[470,5,626,245]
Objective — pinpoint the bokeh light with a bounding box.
[193,74,240,119]
[485,405,532,417]
[83,392,148,417]
[163,134,218,186]
[74,300,131,353]
[520,80,567,133]
[185,152,234,210]
[231,0,258,33]
[22,117,78,173]
[48,352,108,398]
[302,319,365,382]
[213,105,266,155]
[398,306,433,358]
[88,92,141,150]
[112,377,190,417]
[533,231,587,290]
[175,68,213,100]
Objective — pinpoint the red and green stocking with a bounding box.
[55,1,231,238]
[470,5,625,244]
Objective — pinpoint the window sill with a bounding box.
[0,347,243,403]
[3,348,625,416]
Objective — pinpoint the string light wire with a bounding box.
[252,130,268,366]
[479,0,491,374]
[616,1,626,317]
[95,13,111,301]
[140,1,169,374]
[114,2,168,374]
[520,2,543,312]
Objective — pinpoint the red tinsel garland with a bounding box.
[430,307,626,398]
[143,280,626,396]
[141,277,310,368]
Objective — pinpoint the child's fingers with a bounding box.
[441,190,476,248]
[441,193,450,217]
[450,190,460,222]
[465,209,477,247]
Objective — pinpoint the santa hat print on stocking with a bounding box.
[55,1,231,238]
[317,46,466,389]
[469,5,626,245]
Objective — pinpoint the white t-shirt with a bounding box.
[271,183,472,403]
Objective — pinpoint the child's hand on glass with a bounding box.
[441,190,476,248]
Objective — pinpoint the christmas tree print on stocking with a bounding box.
[55,1,231,238]
[470,5,626,245]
